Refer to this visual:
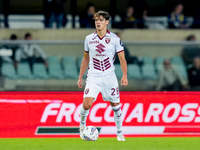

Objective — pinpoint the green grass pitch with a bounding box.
[0,137,200,150]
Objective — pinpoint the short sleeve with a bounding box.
[84,36,89,52]
[115,36,124,53]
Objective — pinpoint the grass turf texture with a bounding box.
[0,137,200,150]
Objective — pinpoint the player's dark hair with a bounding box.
[93,10,110,20]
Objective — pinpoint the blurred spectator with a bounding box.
[187,57,200,90]
[128,0,148,20]
[15,33,48,72]
[168,3,189,29]
[43,0,67,28]
[156,59,185,91]
[114,32,143,65]
[181,34,200,65]
[120,6,138,28]
[1,34,19,64]
[79,2,96,28]
[127,0,148,28]
[191,13,200,28]
[2,0,10,28]
[0,34,18,75]
[186,0,200,28]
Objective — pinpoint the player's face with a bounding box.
[94,15,109,31]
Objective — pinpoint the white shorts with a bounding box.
[83,71,120,103]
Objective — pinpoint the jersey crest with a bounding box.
[105,38,111,44]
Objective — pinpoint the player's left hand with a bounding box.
[121,75,128,86]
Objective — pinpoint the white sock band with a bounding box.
[80,105,89,125]
[111,105,123,132]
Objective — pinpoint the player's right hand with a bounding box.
[77,78,83,88]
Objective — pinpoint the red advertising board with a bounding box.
[0,91,200,138]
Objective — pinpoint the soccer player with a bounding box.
[77,10,128,141]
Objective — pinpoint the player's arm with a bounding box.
[118,51,128,86]
[77,51,89,88]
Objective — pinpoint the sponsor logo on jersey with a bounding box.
[96,54,106,56]
[89,41,99,45]
[95,44,106,56]
[96,44,105,54]
[105,38,111,44]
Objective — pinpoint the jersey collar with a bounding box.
[93,30,111,40]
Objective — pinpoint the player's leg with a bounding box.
[79,76,101,139]
[101,71,125,141]
[80,97,94,139]
[80,97,94,127]
[110,102,125,141]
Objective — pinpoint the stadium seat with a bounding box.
[142,64,158,80]
[17,63,33,79]
[173,65,188,80]
[108,16,112,29]
[114,15,122,23]
[75,15,80,28]
[8,15,44,29]
[65,14,73,29]
[155,57,165,71]
[186,16,194,27]
[1,63,18,79]
[49,65,65,79]
[47,56,64,79]
[33,63,49,79]
[62,56,79,79]
[127,64,142,79]
[112,15,121,28]
[170,56,185,66]
[115,64,123,79]
[0,14,4,28]
[47,56,60,64]
[142,56,154,65]
[77,57,87,79]
[144,16,168,29]
[48,64,64,79]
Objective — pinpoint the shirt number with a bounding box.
[111,87,119,96]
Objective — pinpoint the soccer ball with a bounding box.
[82,126,99,141]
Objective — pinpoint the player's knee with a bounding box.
[83,97,94,110]
[83,103,92,110]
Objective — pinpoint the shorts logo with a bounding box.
[85,88,89,94]
[105,38,111,44]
